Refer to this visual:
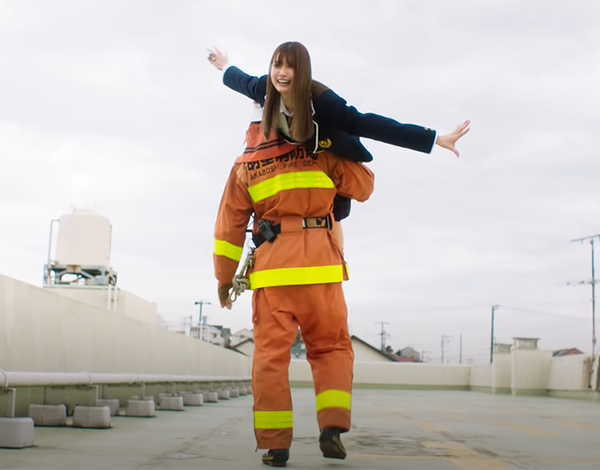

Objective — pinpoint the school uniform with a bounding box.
[221,64,437,220]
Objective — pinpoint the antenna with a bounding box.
[375,322,390,351]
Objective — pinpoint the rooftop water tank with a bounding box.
[54,209,112,267]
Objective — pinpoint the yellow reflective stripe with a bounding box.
[254,411,293,429]
[249,265,344,289]
[315,390,352,412]
[248,171,334,202]
[214,240,243,262]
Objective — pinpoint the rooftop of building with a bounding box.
[2,388,600,469]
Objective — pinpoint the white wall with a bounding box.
[289,359,470,388]
[547,355,592,391]
[352,340,393,363]
[289,359,313,382]
[235,341,255,357]
[511,349,553,393]
[492,354,512,391]
[117,289,158,325]
[468,354,511,391]
[0,273,250,377]
[469,363,492,388]
[5,272,596,394]
[43,285,157,325]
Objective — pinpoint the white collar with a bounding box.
[280,99,315,117]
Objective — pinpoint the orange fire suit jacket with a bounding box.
[213,123,375,294]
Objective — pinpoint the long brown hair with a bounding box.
[262,41,328,143]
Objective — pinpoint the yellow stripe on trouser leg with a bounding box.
[254,411,293,429]
[315,390,352,412]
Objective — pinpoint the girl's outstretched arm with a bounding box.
[208,47,267,106]
[316,88,470,158]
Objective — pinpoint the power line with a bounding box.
[351,305,589,320]
[499,305,589,321]
[357,306,487,315]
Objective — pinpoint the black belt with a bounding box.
[252,216,332,248]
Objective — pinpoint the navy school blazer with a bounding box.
[222,65,437,220]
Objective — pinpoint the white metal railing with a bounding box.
[0,371,250,388]
[0,370,251,418]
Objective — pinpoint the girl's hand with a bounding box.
[207,47,229,71]
[435,120,471,158]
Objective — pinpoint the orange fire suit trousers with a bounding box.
[251,282,353,450]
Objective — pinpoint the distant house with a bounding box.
[227,333,415,363]
[227,329,306,359]
[207,325,231,346]
[291,341,306,359]
[351,336,398,363]
[229,338,255,357]
[290,328,306,358]
[230,328,253,347]
[397,347,421,362]
[553,348,584,357]
[189,324,226,346]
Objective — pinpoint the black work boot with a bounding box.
[261,449,289,467]
[319,428,347,459]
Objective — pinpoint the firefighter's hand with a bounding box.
[207,47,228,71]
[218,283,233,310]
[435,120,470,158]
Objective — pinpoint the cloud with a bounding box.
[1,0,599,361]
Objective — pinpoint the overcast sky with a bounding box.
[1,0,599,363]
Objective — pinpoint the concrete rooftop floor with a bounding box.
[1,389,600,469]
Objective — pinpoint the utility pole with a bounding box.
[194,300,212,322]
[490,305,499,363]
[459,335,463,364]
[570,234,600,362]
[376,322,390,351]
[441,335,452,363]
[194,300,212,341]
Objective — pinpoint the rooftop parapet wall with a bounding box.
[0,273,250,377]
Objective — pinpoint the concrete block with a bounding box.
[239,388,247,396]
[218,390,230,400]
[28,404,67,427]
[130,395,154,401]
[0,418,35,449]
[126,398,155,417]
[72,406,111,429]
[96,399,120,416]
[182,393,204,406]
[159,396,184,411]
[206,392,219,403]
[230,388,240,398]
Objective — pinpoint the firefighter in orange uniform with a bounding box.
[213,115,375,466]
